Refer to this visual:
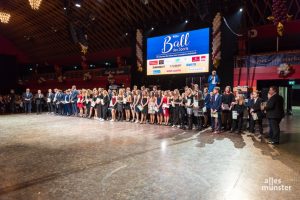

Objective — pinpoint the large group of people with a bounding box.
[15,80,285,145]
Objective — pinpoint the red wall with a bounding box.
[0,34,29,63]
[233,65,300,90]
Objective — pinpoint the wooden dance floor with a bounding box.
[0,113,300,200]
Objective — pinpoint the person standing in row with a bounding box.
[230,96,246,134]
[265,86,284,145]
[222,86,235,131]
[249,91,264,138]
[210,87,222,133]
[46,89,54,114]
[70,85,79,116]
[22,88,33,114]
[101,90,110,121]
[35,90,44,114]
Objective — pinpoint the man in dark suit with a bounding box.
[46,89,54,114]
[70,85,78,116]
[35,90,44,114]
[265,86,284,144]
[63,90,71,116]
[53,88,59,114]
[203,87,211,127]
[22,88,33,114]
[210,87,222,133]
[58,90,64,115]
[249,91,264,138]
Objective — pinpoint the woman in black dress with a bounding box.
[117,89,124,121]
[155,91,163,125]
[124,88,132,122]
[140,90,149,124]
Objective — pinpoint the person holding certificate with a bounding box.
[185,88,194,130]
[230,96,246,134]
[249,91,264,138]
[210,87,222,133]
[46,89,54,114]
[221,86,235,131]
[35,90,44,114]
[22,88,33,114]
[101,90,110,121]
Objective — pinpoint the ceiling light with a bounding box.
[239,8,243,12]
[0,12,11,23]
[75,3,81,7]
[28,0,43,10]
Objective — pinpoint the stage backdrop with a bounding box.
[146,28,210,75]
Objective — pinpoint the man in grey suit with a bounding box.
[22,88,33,114]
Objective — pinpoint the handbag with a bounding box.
[137,105,143,111]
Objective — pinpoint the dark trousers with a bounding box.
[195,116,202,130]
[102,105,108,120]
[36,103,42,114]
[97,104,102,118]
[64,103,71,115]
[173,106,180,125]
[10,103,15,113]
[47,102,53,113]
[187,114,193,130]
[71,102,77,115]
[58,103,64,115]
[222,111,232,130]
[250,117,263,134]
[24,101,32,113]
[211,112,222,131]
[204,108,211,126]
[268,118,281,143]
[53,103,59,114]
[232,116,243,132]
[179,107,186,128]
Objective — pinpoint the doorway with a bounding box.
[257,79,300,115]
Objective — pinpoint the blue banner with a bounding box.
[246,53,300,67]
[147,28,210,60]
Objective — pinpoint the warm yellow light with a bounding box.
[28,0,43,10]
[0,12,11,23]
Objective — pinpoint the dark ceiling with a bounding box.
[0,0,245,63]
[2,0,298,63]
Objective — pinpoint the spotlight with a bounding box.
[151,27,154,30]
[75,3,81,7]
[125,32,128,36]
[64,7,67,10]
[239,8,243,12]
[185,20,188,23]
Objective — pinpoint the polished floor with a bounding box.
[0,113,299,200]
